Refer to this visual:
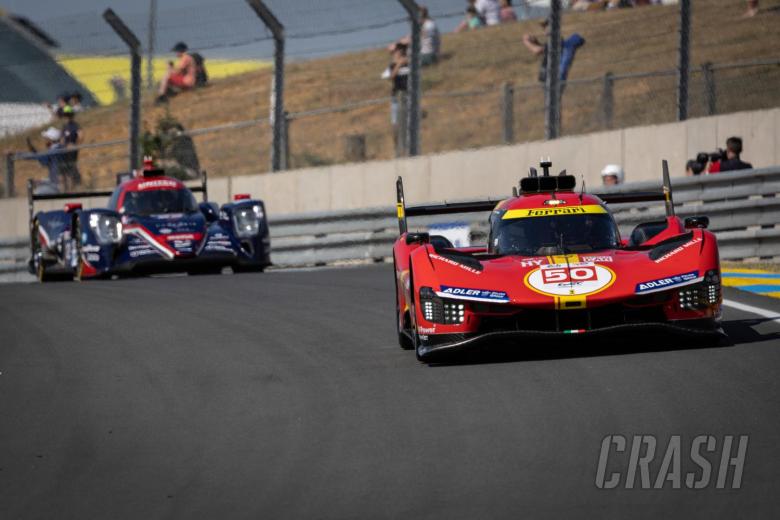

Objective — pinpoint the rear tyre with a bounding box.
[73,218,85,282]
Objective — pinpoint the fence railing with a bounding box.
[3,166,780,282]
[4,55,779,199]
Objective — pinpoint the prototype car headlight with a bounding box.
[419,286,465,324]
[89,213,122,245]
[678,270,721,310]
[233,207,260,238]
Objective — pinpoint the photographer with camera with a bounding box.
[719,136,753,172]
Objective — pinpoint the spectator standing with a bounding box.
[47,93,69,118]
[27,127,66,189]
[500,0,518,23]
[69,92,84,113]
[719,137,753,171]
[476,0,501,25]
[384,42,410,125]
[60,106,83,186]
[601,164,624,186]
[420,7,441,66]
[523,20,586,84]
[392,7,440,66]
[156,42,196,104]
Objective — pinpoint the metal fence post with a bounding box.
[398,0,421,157]
[246,0,285,172]
[601,72,614,130]
[281,111,290,171]
[395,91,409,158]
[103,9,142,172]
[146,0,157,90]
[677,0,691,121]
[4,153,14,198]
[702,62,716,116]
[545,0,561,140]
[501,82,515,145]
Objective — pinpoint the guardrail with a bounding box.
[2,166,779,281]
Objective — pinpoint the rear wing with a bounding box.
[27,170,209,225]
[396,160,676,235]
[395,177,500,235]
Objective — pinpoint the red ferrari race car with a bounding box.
[393,160,724,362]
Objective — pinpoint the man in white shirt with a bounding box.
[476,0,501,25]
[420,7,440,65]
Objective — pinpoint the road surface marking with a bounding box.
[723,299,780,324]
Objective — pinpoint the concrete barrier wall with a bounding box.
[2,107,778,239]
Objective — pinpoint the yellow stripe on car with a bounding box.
[502,205,607,219]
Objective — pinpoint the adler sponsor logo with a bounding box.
[635,271,699,293]
[437,286,509,302]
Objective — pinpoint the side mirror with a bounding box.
[628,220,668,247]
[406,232,430,245]
[684,216,709,229]
[199,202,219,222]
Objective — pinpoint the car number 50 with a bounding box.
[542,266,597,283]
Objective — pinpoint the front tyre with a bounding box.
[73,218,85,282]
[394,257,413,350]
[408,265,428,363]
[33,220,53,283]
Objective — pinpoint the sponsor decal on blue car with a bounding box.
[635,270,700,294]
[436,286,510,303]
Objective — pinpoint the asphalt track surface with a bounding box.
[1,265,779,519]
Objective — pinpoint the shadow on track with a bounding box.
[721,317,780,345]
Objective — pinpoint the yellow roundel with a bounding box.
[503,205,607,219]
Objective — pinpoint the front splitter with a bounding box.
[417,321,725,360]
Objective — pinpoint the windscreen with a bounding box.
[120,189,198,216]
[490,211,620,256]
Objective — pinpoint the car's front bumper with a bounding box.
[416,319,725,360]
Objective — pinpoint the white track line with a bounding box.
[723,299,780,324]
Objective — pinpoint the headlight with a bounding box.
[678,270,721,310]
[233,207,260,238]
[419,286,465,324]
[89,213,122,244]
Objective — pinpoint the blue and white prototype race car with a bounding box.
[28,166,271,281]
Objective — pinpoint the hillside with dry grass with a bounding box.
[2,0,779,193]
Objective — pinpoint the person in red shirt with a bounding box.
[156,42,196,104]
